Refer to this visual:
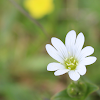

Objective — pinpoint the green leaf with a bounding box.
[82,78,99,99]
[51,89,77,100]
[51,77,99,100]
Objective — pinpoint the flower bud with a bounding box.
[67,81,87,98]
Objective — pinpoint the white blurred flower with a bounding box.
[45,30,97,81]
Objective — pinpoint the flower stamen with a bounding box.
[65,57,78,70]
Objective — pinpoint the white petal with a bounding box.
[45,44,64,63]
[75,32,85,51]
[51,37,68,59]
[47,63,65,71]
[71,45,78,57]
[78,46,94,61]
[54,69,69,76]
[68,70,80,81]
[76,65,86,75]
[81,56,97,65]
[65,30,76,46]
[65,30,76,56]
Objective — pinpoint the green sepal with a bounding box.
[51,77,99,100]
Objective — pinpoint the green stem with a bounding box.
[8,0,49,38]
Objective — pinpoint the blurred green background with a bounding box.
[0,0,100,100]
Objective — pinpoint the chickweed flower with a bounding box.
[24,0,54,19]
[46,30,97,81]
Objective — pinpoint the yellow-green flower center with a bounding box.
[64,57,78,70]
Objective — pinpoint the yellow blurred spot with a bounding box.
[24,0,54,19]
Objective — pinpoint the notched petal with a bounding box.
[76,65,86,75]
[54,69,69,76]
[81,56,97,65]
[51,37,68,58]
[45,44,64,63]
[68,70,80,81]
[47,62,65,71]
[75,32,85,51]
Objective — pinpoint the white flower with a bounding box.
[45,30,97,81]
